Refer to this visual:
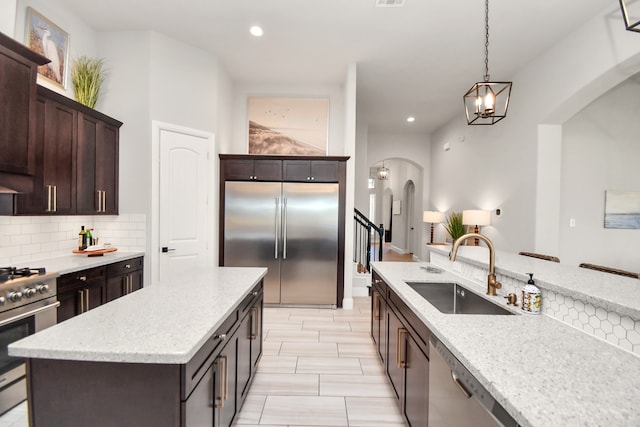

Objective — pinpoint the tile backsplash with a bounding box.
[0,214,146,265]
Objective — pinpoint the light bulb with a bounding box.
[485,92,494,109]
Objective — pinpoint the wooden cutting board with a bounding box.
[72,247,118,257]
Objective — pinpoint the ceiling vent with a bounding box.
[376,0,405,7]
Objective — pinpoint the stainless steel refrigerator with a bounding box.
[223,181,339,306]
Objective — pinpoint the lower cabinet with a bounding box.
[183,281,264,426]
[57,256,144,322]
[27,280,264,427]
[57,266,106,322]
[372,272,430,427]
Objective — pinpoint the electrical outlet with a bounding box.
[569,218,576,228]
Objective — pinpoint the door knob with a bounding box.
[161,247,176,253]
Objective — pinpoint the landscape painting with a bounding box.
[26,7,69,89]
[604,191,640,229]
[248,97,328,155]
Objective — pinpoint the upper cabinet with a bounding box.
[1,86,122,215]
[220,155,347,184]
[0,33,49,193]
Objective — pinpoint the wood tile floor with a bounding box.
[0,297,403,427]
[233,296,405,427]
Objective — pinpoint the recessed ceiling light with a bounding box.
[407,116,415,122]
[250,26,264,37]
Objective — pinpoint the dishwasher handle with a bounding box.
[450,370,473,398]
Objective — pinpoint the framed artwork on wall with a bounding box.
[604,190,640,229]
[247,97,328,155]
[26,7,69,89]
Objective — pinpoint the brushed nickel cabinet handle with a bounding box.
[85,288,90,311]
[46,185,52,212]
[397,327,407,369]
[53,185,57,212]
[373,291,381,320]
[250,307,259,340]
[214,356,228,409]
[78,290,84,313]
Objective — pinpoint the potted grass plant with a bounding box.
[445,212,465,243]
[71,56,105,109]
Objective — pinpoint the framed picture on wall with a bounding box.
[604,190,640,229]
[247,97,328,155]
[26,7,69,89]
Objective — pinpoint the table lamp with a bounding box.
[423,211,444,244]
[462,210,491,246]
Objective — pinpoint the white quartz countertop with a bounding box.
[18,251,146,275]
[9,267,267,364]
[372,261,640,427]
[429,245,640,319]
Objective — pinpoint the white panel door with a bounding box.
[159,128,209,282]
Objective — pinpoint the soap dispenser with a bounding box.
[521,273,541,315]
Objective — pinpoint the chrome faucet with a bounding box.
[449,233,502,296]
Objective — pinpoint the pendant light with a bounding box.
[620,0,640,33]
[377,161,389,180]
[463,0,512,125]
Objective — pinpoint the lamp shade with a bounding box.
[423,211,444,223]
[462,210,491,226]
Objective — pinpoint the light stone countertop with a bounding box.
[8,267,267,364]
[18,251,146,275]
[372,261,640,427]
[428,245,640,319]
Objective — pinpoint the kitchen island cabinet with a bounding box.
[9,267,266,427]
[371,261,640,427]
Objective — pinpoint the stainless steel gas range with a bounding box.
[0,267,59,415]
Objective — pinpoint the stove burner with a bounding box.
[0,267,46,283]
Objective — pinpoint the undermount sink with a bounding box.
[405,281,514,315]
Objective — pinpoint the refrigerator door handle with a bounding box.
[283,197,288,259]
[275,197,280,259]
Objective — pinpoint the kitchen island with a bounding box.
[372,261,640,427]
[9,266,266,427]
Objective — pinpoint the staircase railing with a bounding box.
[354,208,384,273]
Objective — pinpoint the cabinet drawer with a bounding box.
[239,281,263,317]
[107,257,144,276]
[182,309,239,399]
[58,266,107,292]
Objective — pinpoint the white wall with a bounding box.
[0,0,17,36]
[366,132,431,260]
[559,75,640,270]
[429,4,640,269]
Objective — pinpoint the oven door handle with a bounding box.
[0,301,61,328]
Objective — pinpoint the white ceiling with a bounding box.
[58,0,613,134]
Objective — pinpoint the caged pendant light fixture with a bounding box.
[377,161,389,180]
[620,0,640,33]
[463,0,512,125]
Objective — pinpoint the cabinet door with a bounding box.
[184,364,215,427]
[0,41,37,177]
[223,159,255,180]
[76,112,98,213]
[253,160,282,181]
[250,295,263,371]
[15,96,76,214]
[237,312,252,402]
[282,160,310,181]
[386,306,404,403]
[371,290,388,366]
[404,333,429,427]
[56,289,78,323]
[310,161,339,182]
[105,275,126,302]
[97,121,119,214]
[215,338,237,427]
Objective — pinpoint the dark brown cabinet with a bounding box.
[222,157,282,181]
[77,112,119,214]
[1,85,122,215]
[57,256,144,322]
[14,91,77,214]
[282,159,339,182]
[371,273,430,427]
[0,33,49,193]
[105,257,144,302]
[57,266,106,323]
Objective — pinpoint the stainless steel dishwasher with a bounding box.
[428,335,519,427]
